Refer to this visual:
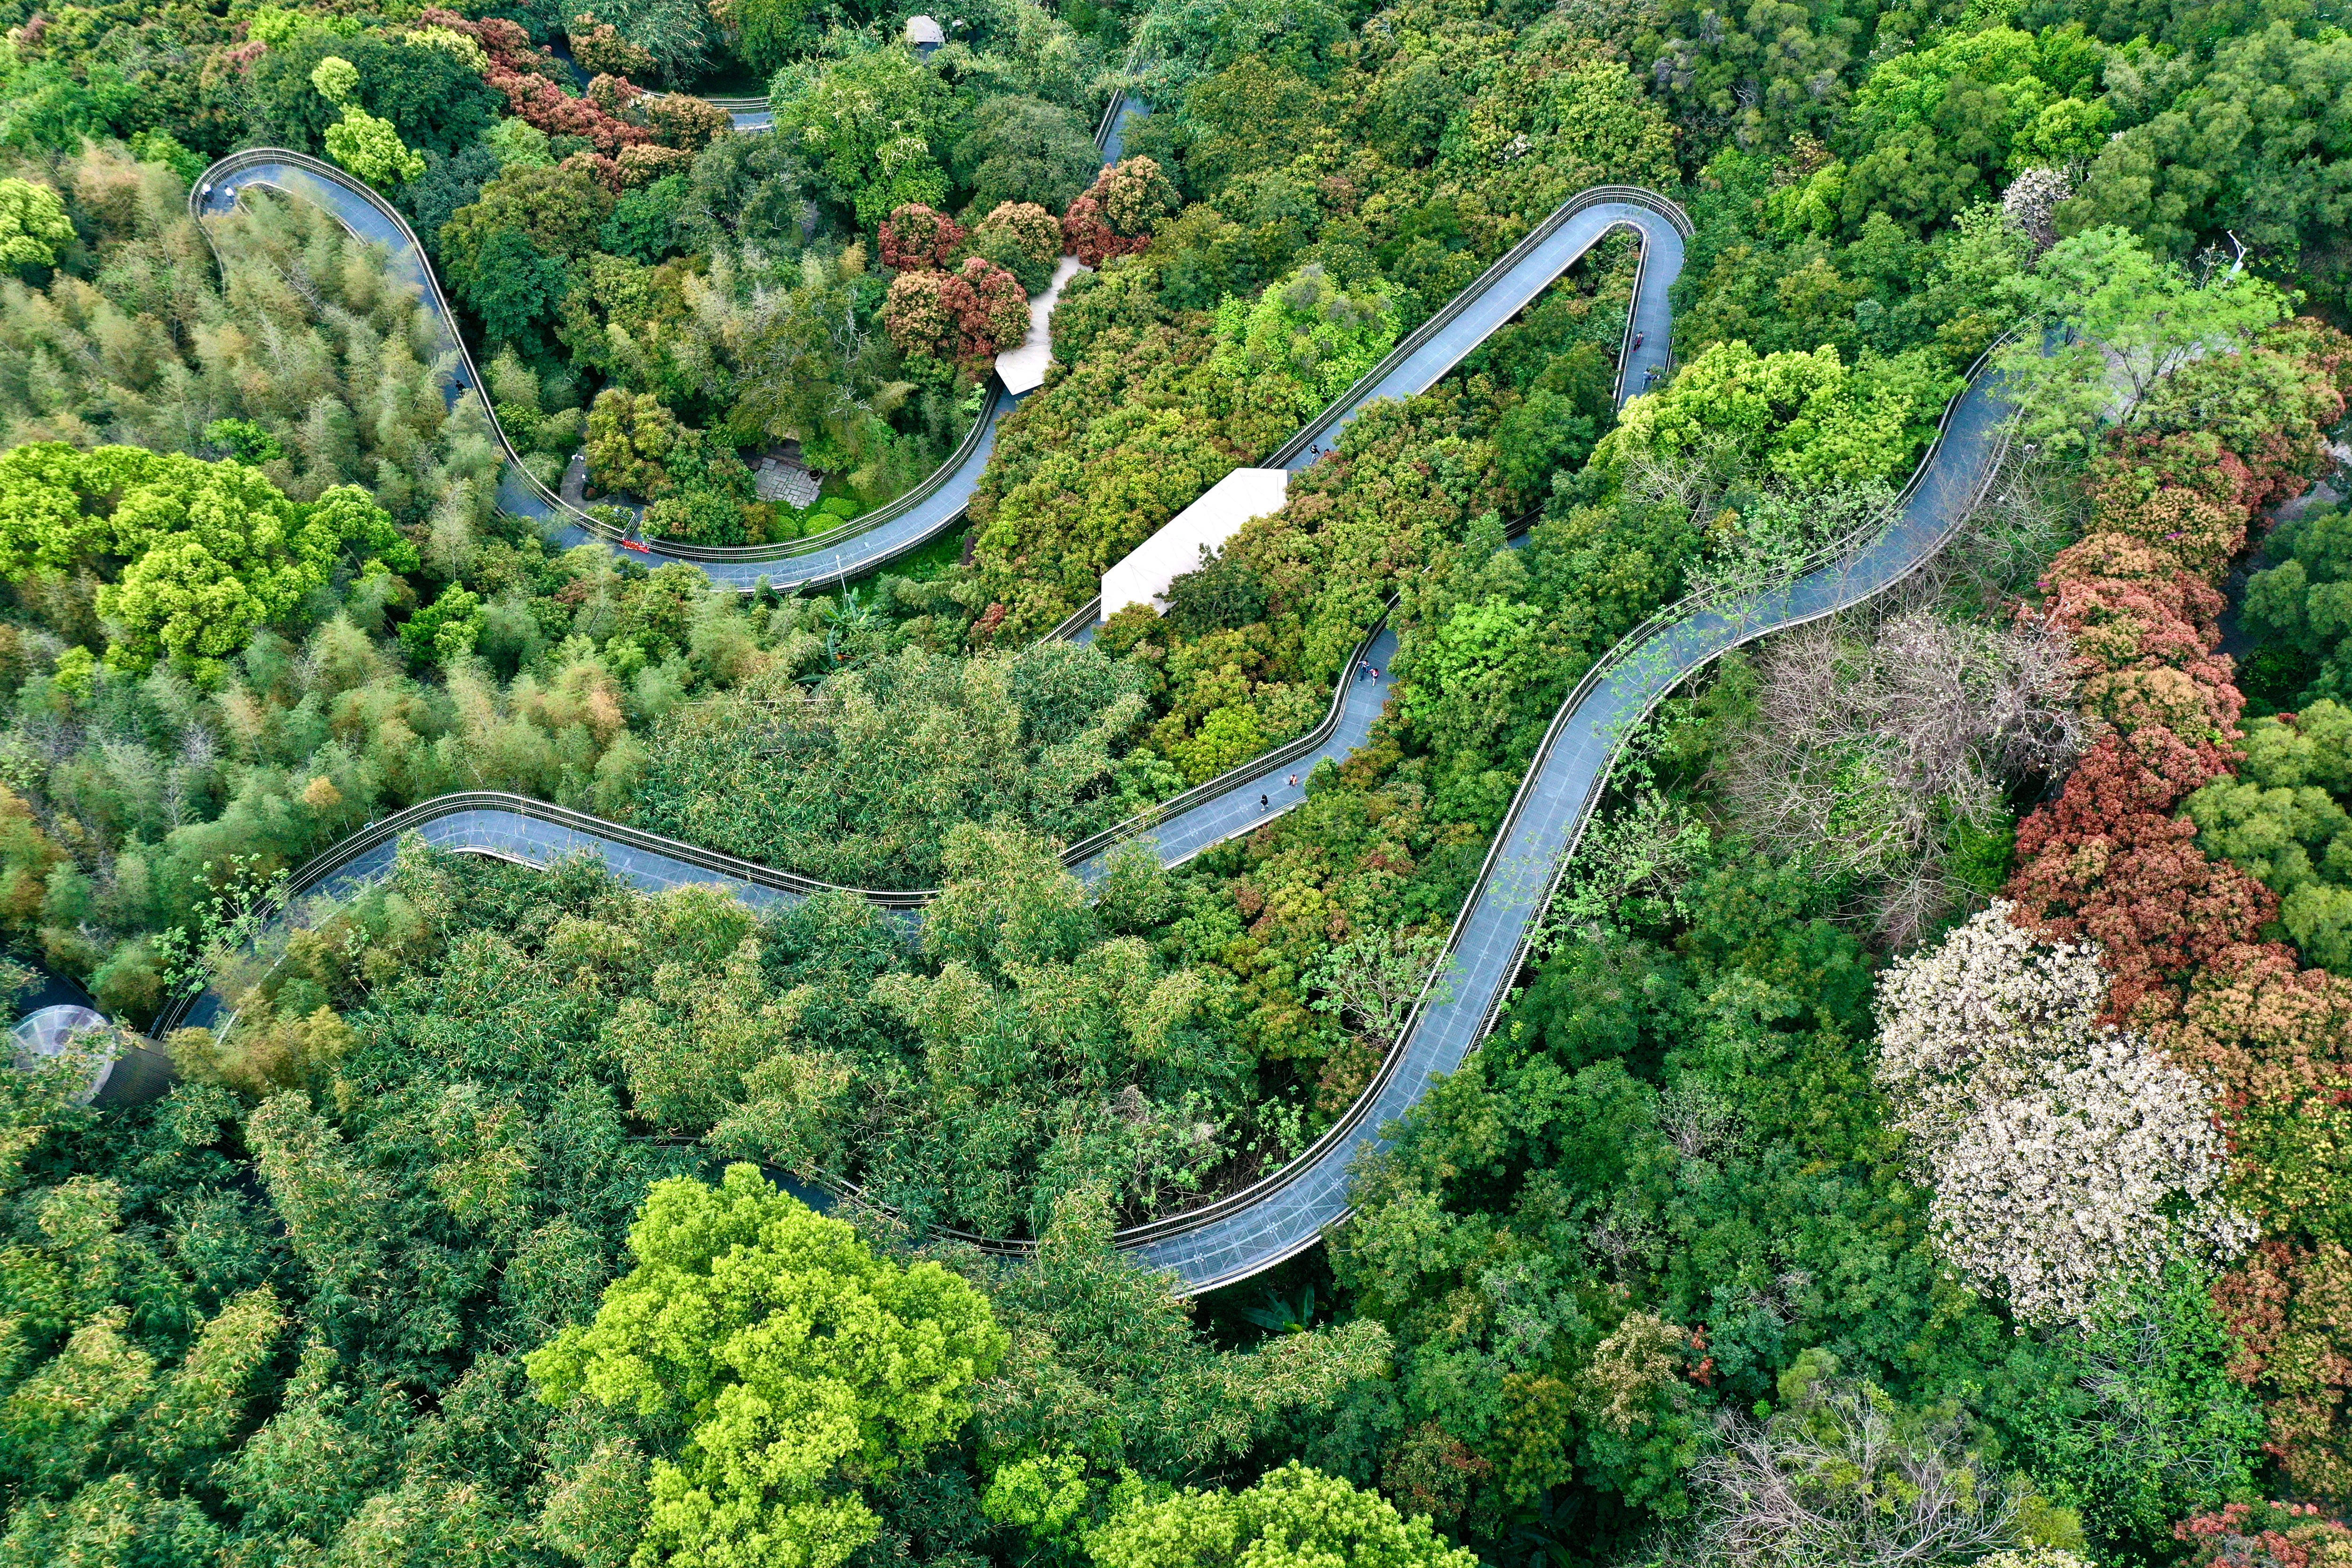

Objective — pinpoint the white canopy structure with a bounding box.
[905,14,945,50]
[9,1004,175,1107]
[1100,468,1290,621]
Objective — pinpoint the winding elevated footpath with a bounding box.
[166,146,2016,1290]
[187,94,1144,592]
[190,99,1680,602]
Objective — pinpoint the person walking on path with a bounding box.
[1259,794,1269,812]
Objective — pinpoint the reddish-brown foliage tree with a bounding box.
[418,9,653,170]
[2175,1499,2352,1568]
[2042,547,2226,668]
[635,92,729,152]
[2007,727,2274,1020]
[882,259,1025,369]
[567,14,653,78]
[948,255,1029,362]
[2034,551,2243,742]
[1062,157,1178,266]
[616,142,692,185]
[973,200,1063,268]
[878,204,966,272]
[882,269,954,361]
[2215,1242,2352,1504]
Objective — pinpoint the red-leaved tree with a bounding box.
[1062,157,1178,267]
[2008,727,2274,1021]
[878,204,966,272]
[882,257,1028,369]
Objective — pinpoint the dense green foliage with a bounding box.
[2188,700,2352,971]
[529,1163,1006,1568]
[10,0,2352,1560]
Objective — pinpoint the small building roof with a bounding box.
[1101,468,1290,622]
[904,14,945,46]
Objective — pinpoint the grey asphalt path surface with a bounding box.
[1069,627,1399,883]
[193,95,1147,593]
[1281,201,1681,476]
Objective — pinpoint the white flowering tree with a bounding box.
[1873,904,2254,1326]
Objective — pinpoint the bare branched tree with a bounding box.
[1673,1363,2032,1568]
[1716,607,2086,945]
[1925,447,2089,612]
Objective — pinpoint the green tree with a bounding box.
[1835,26,2110,232]
[458,227,571,351]
[1601,339,1951,490]
[0,445,414,675]
[2242,504,2352,706]
[1994,225,2290,451]
[311,56,427,188]
[2062,24,2352,300]
[527,1163,1008,1568]
[1084,1463,1477,1568]
[2187,700,2352,972]
[0,177,73,273]
[441,160,618,272]
[771,46,963,227]
[726,0,820,75]
[954,95,1102,213]
[1212,265,1399,420]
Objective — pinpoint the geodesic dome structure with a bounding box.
[11,1004,175,1107]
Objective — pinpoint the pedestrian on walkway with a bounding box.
[1287,773,1298,788]
[1259,794,1269,812]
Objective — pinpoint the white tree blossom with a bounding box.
[2001,166,2074,252]
[1874,904,2255,1326]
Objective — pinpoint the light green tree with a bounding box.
[1994,225,2289,451]
[1600,340,1950,491]
[311,56,426,187]
[1084,1463,1478,1568]
[0,444,414,675]
[771,46,961,225]
[526,1163,1008,1568]
[1212,265,1398,420]
[0,177,73,273]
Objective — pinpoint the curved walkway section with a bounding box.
[1127,359,2015,1289]
[189,96,1144,592]
[154,352,2013,1290]
[196,111,1659,602]
[1269,188,1682,475]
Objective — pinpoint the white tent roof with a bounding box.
[1101,468,1289,621]
[905,14,945,45]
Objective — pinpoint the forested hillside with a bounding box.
[2,0,2352,1561]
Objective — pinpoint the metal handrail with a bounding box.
[191,83,1142,573]
[1263,186,1691,470]
[191,149,1005,575]
[1042,189,1688,636]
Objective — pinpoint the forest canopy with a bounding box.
[4,0,2352,1561]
